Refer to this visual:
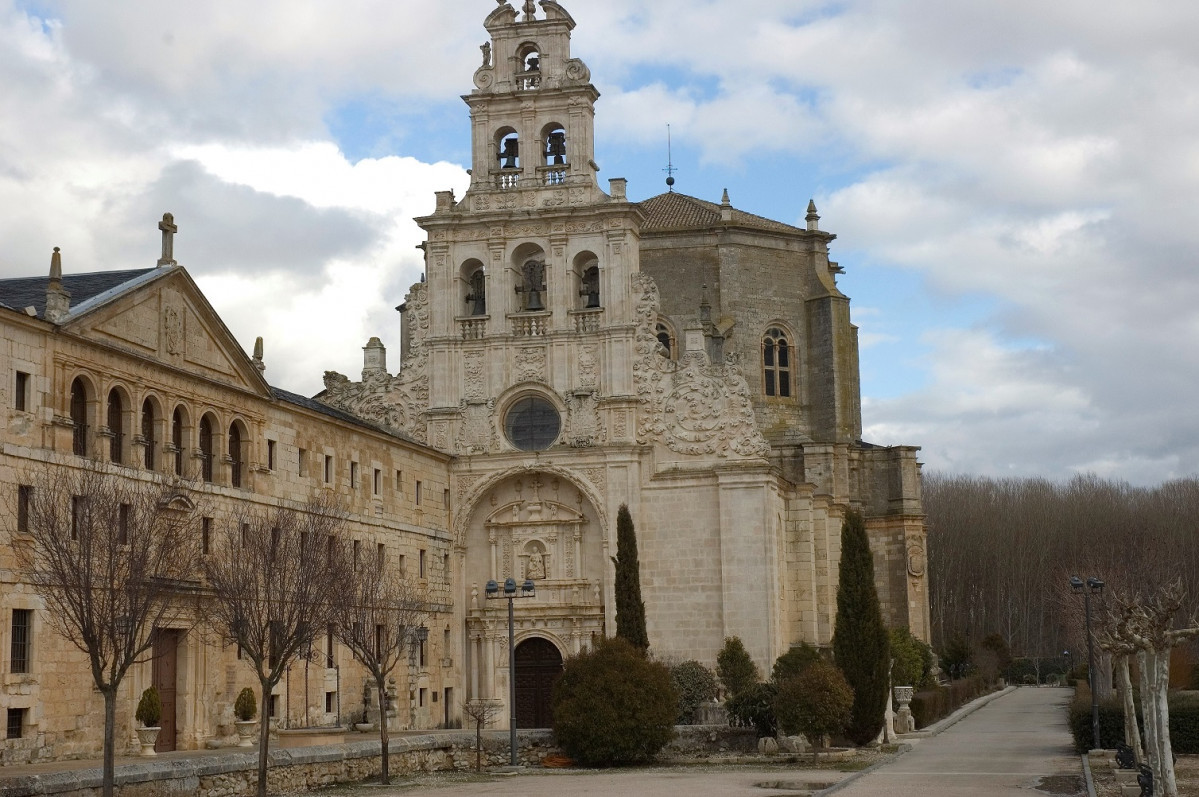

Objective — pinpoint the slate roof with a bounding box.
[272,387,425,448]
[637,192,806,235]
[0,268,157,320]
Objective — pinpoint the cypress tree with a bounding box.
[612,504,649,653]
[832,509,891,746]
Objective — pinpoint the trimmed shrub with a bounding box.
[832,510,890,746]
[775,661,853,760]
[135,686,162,727]
[234,687,257,722]
[890,627,933,688]
[1065,685,1199,754]
[670,660,719,725]
[727,680,777,738]
[772,643,823,684]
[909,675,989,729]
[552,637,677,766]
[717,636,760,699]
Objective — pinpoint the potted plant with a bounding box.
[233,687,258,747]
[134,687,162,756]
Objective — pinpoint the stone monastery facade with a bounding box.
[0,0,927,763]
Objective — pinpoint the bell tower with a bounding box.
[466,0,600,197]
[412,0,644,456]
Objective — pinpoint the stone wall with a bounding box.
[0,727,758,797]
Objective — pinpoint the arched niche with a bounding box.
[511,243,547,313]
[140,394,162,471]
[495,126,520,171]
[105,384,132,465]
[572,251,600,309]
[460,258,487,316]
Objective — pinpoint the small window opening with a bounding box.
[324,455,333,484]
[14,371,29,411]
[267,440,276,471]
[17,485,32,534]
[763,327,792,398]
[199,417,215,483]
[117,503,130,546]
[202,517,212,555]
[141,400,156,470]
[419,549,426,578]
[229,423,243,488]
[466,268,487,316]
[350,461,359,489]
[415,481,422,506]
[171,408,184,476]
[299,447,308,477]
[325,691,336,713]
[373,468,382,496]
[656,323,676,359]
[70,378,88,456]
[107,389,124,464]
[7,708,25,739]
[10,609,32,674]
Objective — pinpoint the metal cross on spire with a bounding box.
[664,124,678,192]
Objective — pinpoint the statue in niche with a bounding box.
[499,136,519,169]
[516,259,547,311]
[526,550,546,580]
[546,131,567,165]
[481,42,492,68]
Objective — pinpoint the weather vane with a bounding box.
[664,124,677,192]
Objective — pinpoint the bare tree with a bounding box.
[11,465,202,797]
[202,494,348,797]
[331,544,428,785]
[462,699,503,772]
[1104,581,1199,797]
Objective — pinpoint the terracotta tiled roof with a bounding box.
[637,192,806,235]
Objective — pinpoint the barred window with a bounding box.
[10,609,32,674]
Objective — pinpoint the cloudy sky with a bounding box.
[1,0,1195,486]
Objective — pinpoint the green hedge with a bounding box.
[910,676,989,729]
[1068,687,1199,754]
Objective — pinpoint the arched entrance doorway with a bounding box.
[514,637,562,728]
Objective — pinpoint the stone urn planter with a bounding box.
[234,720,258,747]
[893,686,916,734]
[135,726,161,756]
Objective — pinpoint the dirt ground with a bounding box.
[1088,753,1197,797]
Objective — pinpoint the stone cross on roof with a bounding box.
[157,212,178,267]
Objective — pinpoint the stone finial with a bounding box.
[523,0,537,21]
[158,212,178,266]
[252,337,265,373]
[720,189,733,222]
[363,337,387,378]
[806,199,821,232]
[45,247,71,324]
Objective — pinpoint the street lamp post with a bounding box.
[485,577,536,767]
[1070,575,1105,751]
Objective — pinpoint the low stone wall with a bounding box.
[1,726,759,797]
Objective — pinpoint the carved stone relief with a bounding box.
[319,282,430,443]
[463,351,486,400]
[578,345,598,389]
[631,273,770,458]
[457,399,496,454]
[515,347,546,383]
[565,392,603,448]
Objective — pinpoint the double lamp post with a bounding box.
[1069,574,1104,751]
[485,577,536,767]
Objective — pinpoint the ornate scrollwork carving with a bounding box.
[565,391,603,448]
[564,58,591,83]
[458,399,497,455]
[631,273,770,458]
[319,282,430,443]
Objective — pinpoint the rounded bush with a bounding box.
[772,643,822,684]
[552,637,677,766]
[234,687,257,721]
[775,661,853,752]
[670,660,718,724]
[135,686,162,727]
[726,680,777,738]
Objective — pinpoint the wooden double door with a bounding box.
[513,638,563,729]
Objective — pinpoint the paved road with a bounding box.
[835,687,1081,797]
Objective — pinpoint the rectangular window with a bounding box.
[373,469,381,496]
[117,503,130,545]
[202,517,212,555]
[443,553,450,580]
[396,470,403,493]
[325,691,336,714]
[443,488,450,509]
[10,609,32,674]
[398,554,406,576]
[71,496,87,540]
[241,523,250,547]
[269,694,280,719]
[415,481,422,506]
[267,440,276,471]
[326,626,335,668]
[418,635,427,668]
[17,485,32,533]
[419,687,427,707]
[324,455,333,484]
[377,543,385,570]
[419,549,426,579]
[14,371,29,412]
[298,448,308,477]
[353,539,361,570]
[350,461,359,489]
[6,708,25,740]
[374,624,385,658]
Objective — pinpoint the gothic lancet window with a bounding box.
[763,327,792,398]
